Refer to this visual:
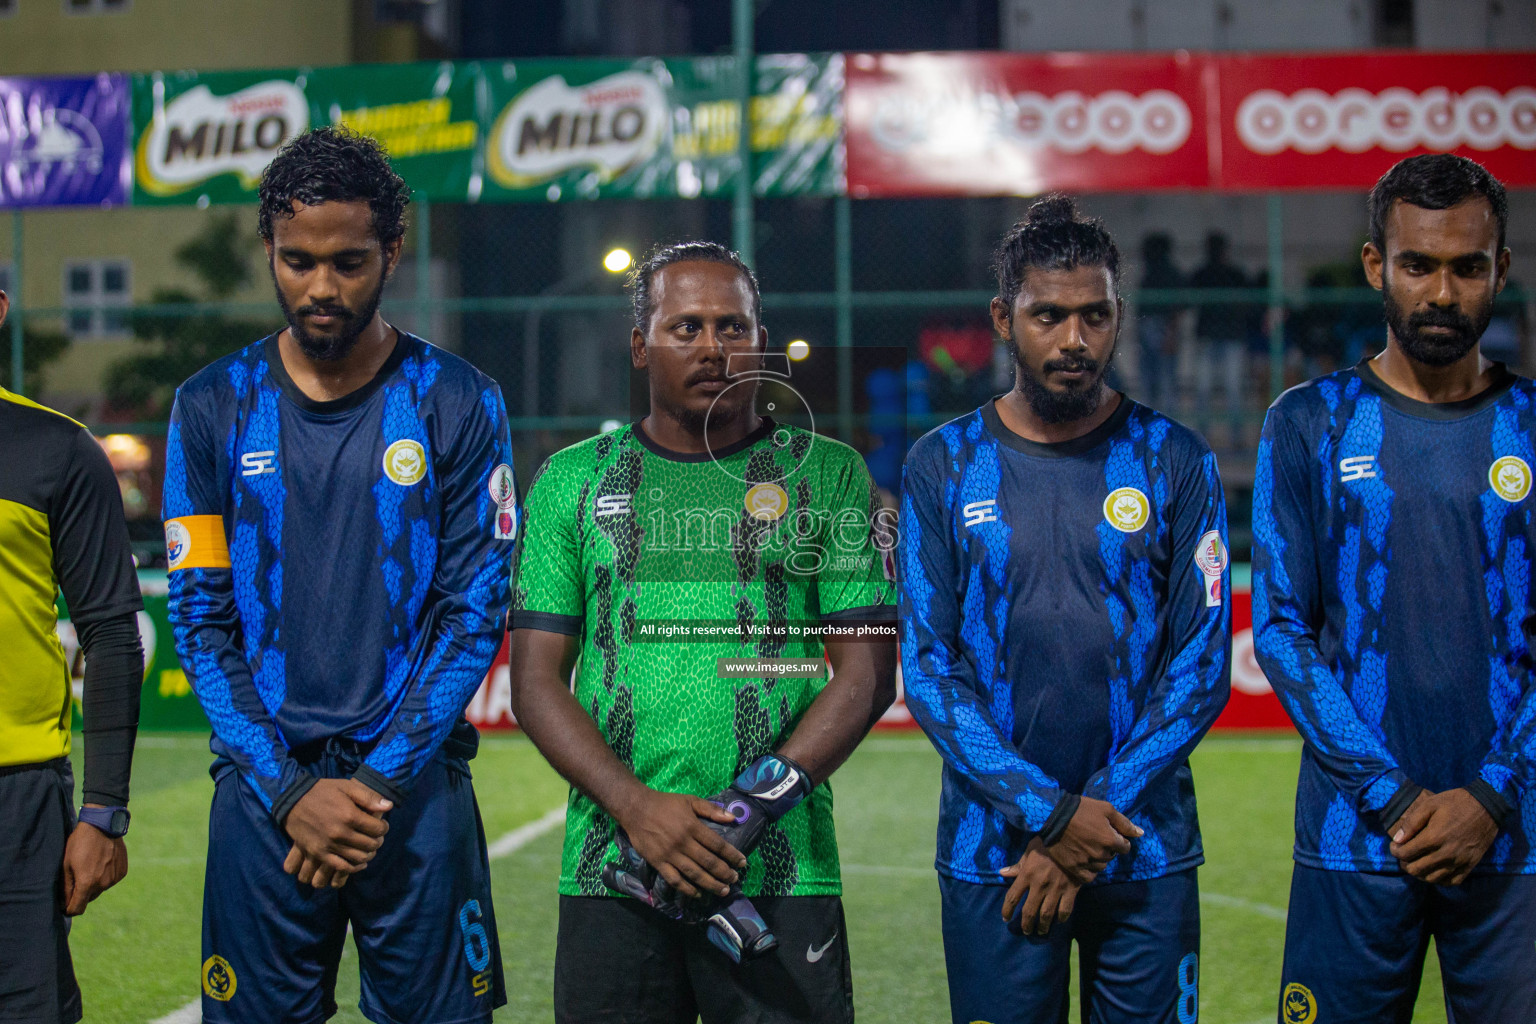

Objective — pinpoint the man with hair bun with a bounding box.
[165,126,513,1024]
[1256,153,1536,1021]
[901,194,1231,1023]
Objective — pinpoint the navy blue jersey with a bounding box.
[1253,360,1536,875]
[900,398,1231,885]
[164,332,516,820]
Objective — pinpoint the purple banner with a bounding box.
[0,74,130,209]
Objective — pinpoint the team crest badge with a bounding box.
[488,463,518,540]
[383,439,427,486]
[487,464,516,509]
[1281,982,1317,1024]
[1195,530,1227,576]
[746,482,789,521]
[202,955,237,1002]
[1103,487,1150,533]
[1489,455,1531,503]
[165,520,191,570]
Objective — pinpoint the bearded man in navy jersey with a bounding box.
[165,127,512,1024]
[900,195,1231,1024]
[1255,154,1536,1023]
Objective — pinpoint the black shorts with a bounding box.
[0,759,81,1024]
[554,894,854,1024]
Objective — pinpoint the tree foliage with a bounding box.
[105,211,279,418]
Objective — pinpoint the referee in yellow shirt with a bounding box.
[0,288,144,1024]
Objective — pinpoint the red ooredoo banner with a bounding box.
[843,50,1536,195]
[1215,52,1536,189]
[844,51,1211,197]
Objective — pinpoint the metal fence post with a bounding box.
[835,196,853,443]
[9,211,24,395]
[732,0,754,265]
[1267,193,1285,400]
[415,194,432,337]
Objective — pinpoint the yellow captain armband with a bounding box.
[164,515,231,571]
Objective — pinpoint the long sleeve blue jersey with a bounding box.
[163,332,516,821]
[1253,360,1536,875]
[900,398,1231,885]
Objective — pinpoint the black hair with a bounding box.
[1369,154,1508,254]
[992,194,1121,309]
[257,126,410,247]
[628,240,761,332]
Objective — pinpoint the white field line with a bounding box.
[1201,890,1288,921]
[487,806,566,859]
[147,1002,201,1024]
[147,805,566,1024]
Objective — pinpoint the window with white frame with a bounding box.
[63,260,131,336]
[64,0,128,13]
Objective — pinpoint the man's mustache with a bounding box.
[295,304,355,320]
[1043,356,1099,374]
[1406,308,1474,336]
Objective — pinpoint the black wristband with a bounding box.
[77,613,144,806]
[352,765,407,809]
[1465,778,1514,830]
[271,773,320,827]
[1373,782,1423,836]
[1037,792,1082,848]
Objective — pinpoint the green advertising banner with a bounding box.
[61,572,210,733]
[130,54,840,205]
[133,62,479,204]
[480,52,840,201]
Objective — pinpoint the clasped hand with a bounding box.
[281,778,392,889]
[1388,789,1497,886]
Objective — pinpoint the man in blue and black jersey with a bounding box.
[900,196,1231,1024]
[1255,155,1536,1022]
[164,128,514,1024]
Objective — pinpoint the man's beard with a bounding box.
[1011,330,1116,424]
[658,371,758,436]
[272,262,386,362]
[1383,286,1490,368]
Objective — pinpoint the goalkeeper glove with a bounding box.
[601,828,778,962]
[703,753,813,859]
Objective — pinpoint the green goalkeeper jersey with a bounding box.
[512,418,895,897]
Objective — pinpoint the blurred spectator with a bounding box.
[919,319,996,410]
[1290,255,1379,381]
[1137,232,1183,414]
[1190,232,1250,442]
[1486,275,1527,369]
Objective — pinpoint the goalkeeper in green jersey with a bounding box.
[509,241,898,1023]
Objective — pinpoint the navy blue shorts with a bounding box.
[200,750,506,1024]
[939,870,1201,1024]
[1279,864,1536,1024]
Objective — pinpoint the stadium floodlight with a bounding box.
[786,339,810,361]
[603,248,633,273]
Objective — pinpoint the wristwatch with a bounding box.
[78,806,131,838]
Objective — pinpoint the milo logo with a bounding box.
[137,81,308,195]
[488,70,666,188]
